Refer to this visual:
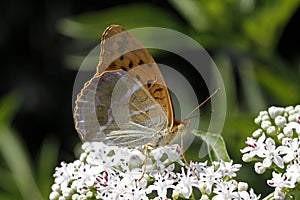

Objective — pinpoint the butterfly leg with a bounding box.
[138,144,150,181]
[138,143,159,181]
[180,134,200,180]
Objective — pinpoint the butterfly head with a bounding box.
[156,119,190,147]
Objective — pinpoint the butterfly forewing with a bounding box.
[97,25,174,126]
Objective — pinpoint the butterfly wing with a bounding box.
[74,70,168,146]
[74,25,175,146]
[97,25,174,126]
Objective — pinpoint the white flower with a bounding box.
[190,161,208,174]
[95,169,149,200]
[116,176,148,200]
[241,105,300,199]
[256,138,285,168]
[285,121,300,135]
[52,161,84,199]
[218,160,241,178]
[237,188,261,200]
[285,163,300,184]
[51,142,258,199]
[267,171,295,189]
[274,187,285,200]
[282,137,300,163]
[199,165,222,195]
[173,167,198,198]
[212,180,238,200]
[147,168,178,198]
[150,144,183,164]
[73,164,100,191]
[240,134,266,159]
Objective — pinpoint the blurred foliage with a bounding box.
[56,0,300,197]
[192,130,230,162]
[0,94,59,199]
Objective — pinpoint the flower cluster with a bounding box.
[50,142,259,200]
[241,105,300,199]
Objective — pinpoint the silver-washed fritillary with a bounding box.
[73,25,189,147]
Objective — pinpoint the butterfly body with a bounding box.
[74,25,189,147]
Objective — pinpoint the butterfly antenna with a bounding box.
[185,88,220,119]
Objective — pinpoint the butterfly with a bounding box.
[73,25,189,147]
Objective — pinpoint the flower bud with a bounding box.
[283,126,293,137]
[275,116,286,128]
[277,133,285,140]
[266,126,276,135]
[285,106,294,113]
[261,115,270,121]
[242,153,253,162]
[49,191,60,200]
[254,116,262,125]
[261,120,271,130]
[254,162,266,174]
[252,129,263,138]
[200,194,209,200]
[269,106,281,118]
[238,182,248,191]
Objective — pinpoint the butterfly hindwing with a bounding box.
[74,69,168,146]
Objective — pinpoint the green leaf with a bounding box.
[214,54,238,113]
[37,137,59,198]
[0,126,43,200]
[242,0,300,55]
[255,66,300,104]
[0,167,19,195]
[64,53,99,71]
[0,92,20,125]
[168,0,208,31]
[237,58,266,111]
[56,3,182,40]
[192,129,230,162]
